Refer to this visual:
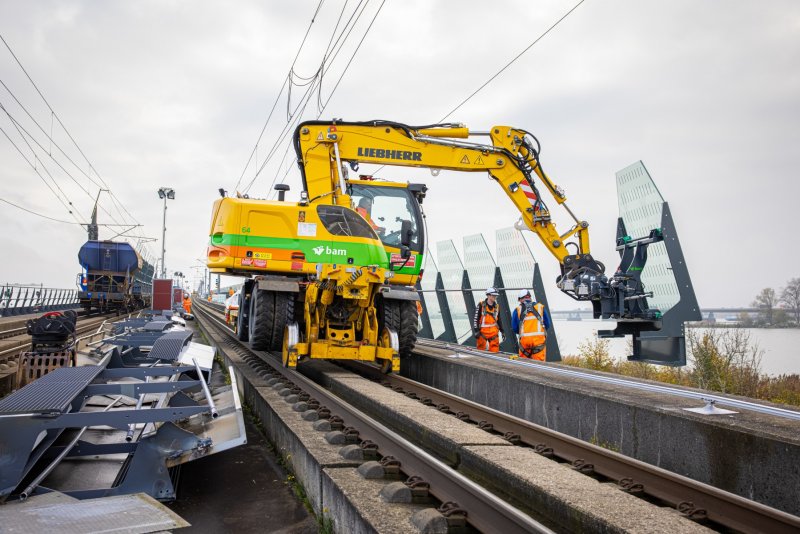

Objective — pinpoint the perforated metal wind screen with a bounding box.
[495,227,537,313]
[616,161,680,314]
[463,234,496,306]
[436,240,472,343]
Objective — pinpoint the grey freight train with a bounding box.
[77,241,154,312]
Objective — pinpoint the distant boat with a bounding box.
[567,312,583,321]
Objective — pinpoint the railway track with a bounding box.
[193,300,800,533]
[0,312,117,351]
[193,300,551,534]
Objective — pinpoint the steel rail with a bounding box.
[344,359,800,534]
[196,300,800,532]
[416,339,800,422]
[192,301,552,534]
[0,325,28,339]
[0,314,116,359]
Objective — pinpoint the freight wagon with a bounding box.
[76,240,153,312]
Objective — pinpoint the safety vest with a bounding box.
[356,207,379,230]
[480,300,499,328]
[518,301,545,338]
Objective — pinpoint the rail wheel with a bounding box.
[378,326,399,374]
[282,322,299,368]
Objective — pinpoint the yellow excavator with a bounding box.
[207,120,692,371]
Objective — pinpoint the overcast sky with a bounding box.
[1,0,798,310]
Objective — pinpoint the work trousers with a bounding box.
[519,336,546,361]
[476,327,500,352]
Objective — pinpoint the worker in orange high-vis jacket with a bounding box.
[511,289,551,361]
[355,197,384,234]
[183,294,192,315]
[472,287,505,352]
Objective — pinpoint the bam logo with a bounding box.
[313,245,347,256]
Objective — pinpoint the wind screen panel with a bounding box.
[463,234,496,306]
[420,253,445,338]
[436,240,471,343]
[496,227,537,314]
[616,161,679,314]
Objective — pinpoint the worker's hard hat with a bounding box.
[517,289,531,300]
[485,287,499,296]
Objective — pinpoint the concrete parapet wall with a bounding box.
[401,348,800,516]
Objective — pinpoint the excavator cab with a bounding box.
[348,180,427,285]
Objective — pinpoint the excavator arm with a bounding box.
[294,120,616,306]
[295,121,591,259]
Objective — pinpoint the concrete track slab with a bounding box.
[299,360,511,466]
[214,348,451,533]
[402,349,800,515]
[460,445,712,534]
[322,467,430,534]
[299,360,715,532]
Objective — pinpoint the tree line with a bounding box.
[745,277,800,327]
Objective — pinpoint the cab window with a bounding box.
[350,185,422,252]
[317,205,380,239]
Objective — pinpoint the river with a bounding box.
[553,319,800,376]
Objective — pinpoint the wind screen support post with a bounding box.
[416,280,435,340]
[532,262,561,362]
[461,270,477,347]
[493,267,518,354]
[435,272,457,343]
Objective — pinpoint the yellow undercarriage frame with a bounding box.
[282,263,400,372]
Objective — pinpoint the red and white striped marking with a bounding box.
[519,181,538,204]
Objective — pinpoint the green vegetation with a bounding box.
[562,329,800,407]
[588,434,620,452]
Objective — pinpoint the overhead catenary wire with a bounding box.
[0,78,106,194]
[316,0,351,114]
[369,0,586,181]
[0,123,84,223]
[0,95,150,242]
[232,0,326,193]
[0,32,145,234]
[0,197,82,225]
[318,0,385,113]
[0,102,127,226]
[1,111,153,242]
[249,0,382,197]
[265,0,383,199]
[439,0,587,122]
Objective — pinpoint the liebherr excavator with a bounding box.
[207,120,695,371]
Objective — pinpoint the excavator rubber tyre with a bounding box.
[249,288,295,352]
[379,298,418,359]
[236,284,252,342]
